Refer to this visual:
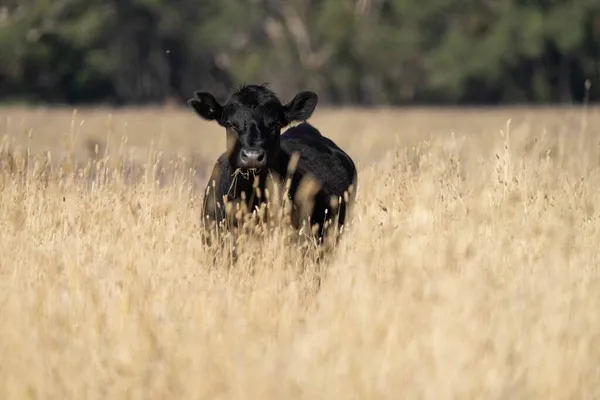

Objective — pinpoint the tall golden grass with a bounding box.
[1,104,600,399]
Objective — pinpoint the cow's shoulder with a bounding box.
[280,123,356,197]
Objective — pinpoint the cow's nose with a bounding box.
[239,148,267,169]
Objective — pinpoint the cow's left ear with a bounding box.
[283,91,318,124]
[188,91,223,122]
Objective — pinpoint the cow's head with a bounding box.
[188,84,318,172]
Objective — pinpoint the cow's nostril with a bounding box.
[240,148,267,168]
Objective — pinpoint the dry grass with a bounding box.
[1,104,600,399]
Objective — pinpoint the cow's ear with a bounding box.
[187,91,223,122]
[283,91,318,124]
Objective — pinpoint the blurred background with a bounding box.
[1,0,599,107]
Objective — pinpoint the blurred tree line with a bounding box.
[0,0,599,106]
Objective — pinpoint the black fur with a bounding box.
[189,84,357,245]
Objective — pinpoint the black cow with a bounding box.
[188,84,357,247]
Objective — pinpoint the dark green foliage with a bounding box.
[0,0,598,105]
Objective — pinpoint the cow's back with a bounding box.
[280,123,357,200]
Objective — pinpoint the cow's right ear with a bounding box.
[283,91,318,125]
[187,91,223,122]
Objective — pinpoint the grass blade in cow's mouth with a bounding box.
[232,168,263,181]
[248,168,262,176]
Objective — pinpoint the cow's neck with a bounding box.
[227,168,268,203]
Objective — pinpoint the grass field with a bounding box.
[1,104,600,399]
